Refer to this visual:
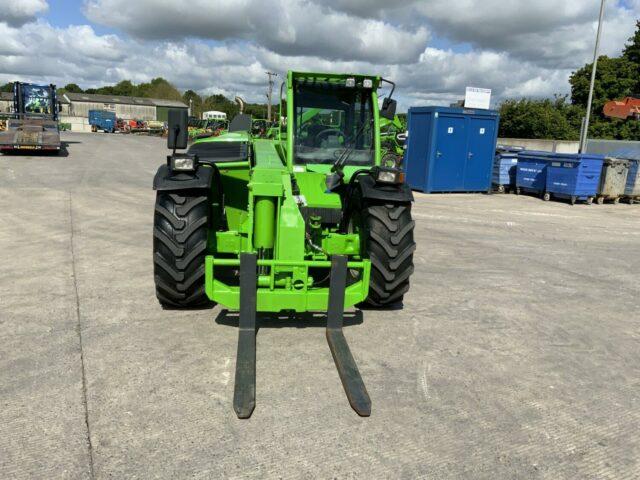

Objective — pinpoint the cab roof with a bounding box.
[289,71,381,89]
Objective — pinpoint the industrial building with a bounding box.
[0,92,12,114]
[0,91,187,127]
[62,93,187,121]
[1,91,70,116]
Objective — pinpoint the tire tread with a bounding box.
[153,191,210,307]
[354,195,415,307]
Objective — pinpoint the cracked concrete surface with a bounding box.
[1,133,639,479]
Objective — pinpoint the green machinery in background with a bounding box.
[380,114,408,164]
[153,71,416,418]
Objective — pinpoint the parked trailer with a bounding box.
[89,110,116,133]
[596,158,629,204]
[544,154,604,205]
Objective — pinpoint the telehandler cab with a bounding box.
[153,71,415,417]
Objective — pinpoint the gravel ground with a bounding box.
[1,132,639,479]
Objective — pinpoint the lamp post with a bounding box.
[266,71,277,122]
[579,0,606,152]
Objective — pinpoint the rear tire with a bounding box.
[153,190,211,307]
[350,195,416,308]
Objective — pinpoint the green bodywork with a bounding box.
[196,71,386,312]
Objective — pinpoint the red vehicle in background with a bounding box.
[115,118,147,133]
[603,96,640,120]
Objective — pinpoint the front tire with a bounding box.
[350,196,416,307]
[153,190,211,307]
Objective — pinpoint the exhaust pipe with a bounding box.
[234,96,245,114]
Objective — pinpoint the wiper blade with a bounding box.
[332,119,373,172]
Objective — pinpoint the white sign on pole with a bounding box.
[464,87,491,109]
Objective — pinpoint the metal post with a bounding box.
[580,0,606,153]
[266,71,277,122]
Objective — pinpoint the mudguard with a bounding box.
[153,164,214,191]
[355,174,414,203]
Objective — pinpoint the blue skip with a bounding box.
[544,154,604,205]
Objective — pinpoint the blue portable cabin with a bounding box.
[493,146,522,192]
[545,153,604,204]
[404,106,500,193]
[515,150,554,195]
[88,110,116,133]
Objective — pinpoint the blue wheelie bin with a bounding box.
[493,146,521,193]
[515,151,553,197]
[624,159,640,204]
[544,153,604,205]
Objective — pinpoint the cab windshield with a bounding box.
[293,84,374,165]
[22,85,53,116]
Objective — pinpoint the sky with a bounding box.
[0,0,639,109]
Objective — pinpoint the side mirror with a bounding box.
[167,109,188,150]
[380,98,397,120]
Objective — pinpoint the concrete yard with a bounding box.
[1,132,639,479]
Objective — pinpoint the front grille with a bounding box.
[188,141,248,163]
[300,207,343,225]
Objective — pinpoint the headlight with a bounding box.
[377,170,398,183]
[362,78,373,89]
[171,155,196,171]
[373,166,404,184]
[345,77,356,88]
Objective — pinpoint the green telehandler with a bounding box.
[153,71,415,418]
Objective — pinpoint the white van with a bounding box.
[202,110,227,121]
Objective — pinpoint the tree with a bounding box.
[202,94,239,118]
[623,20,640,65]
[561,20,640,140]
[498,97,582,140]
[182,89,203,117]
[63,83,83,93]
[110,80,135,96]
[137,78,182,101]
[0,83,13,92]
[569,55,637,112]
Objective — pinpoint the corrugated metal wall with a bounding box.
[69,101,156,120]
[155,106,188,122]
[586,139,640,160]
[0,100,12,113]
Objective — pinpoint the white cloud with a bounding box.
[83,0,429,64]
[0,1,639,108]
[0,0,48,27]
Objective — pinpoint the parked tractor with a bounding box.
[0,82,61,154]
[153,71,415,417]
